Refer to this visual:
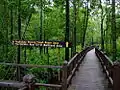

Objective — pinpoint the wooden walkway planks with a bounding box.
[68,49,111,90]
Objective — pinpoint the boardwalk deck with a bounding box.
[68,49,112,90]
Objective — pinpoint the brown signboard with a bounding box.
[12,40,72,48]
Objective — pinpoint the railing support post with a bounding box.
[62,61,67,90]
[113,64,120,90]
[22,74,36,90]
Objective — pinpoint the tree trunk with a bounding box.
[73,0,77,55]
[17,0,21,81]
[111,0,116,61]
[39,0,43,54]
[65,0,70,61]
[82,1,89,48]
[99,0,104,51]
[10,6,13,41]
[3,1,9,60]
[105,2,110,52]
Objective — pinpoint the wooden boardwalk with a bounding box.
[68,49,112,90]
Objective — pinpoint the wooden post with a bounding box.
[65,0,70,62]
[58,48,61,81]
[113,64,120,90]
[62,61,67,90]
[22,74,36,90]
[76,55,79,71]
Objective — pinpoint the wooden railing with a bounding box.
[95,48,120,90]
[0,46,94,90]
[66,46,95,88]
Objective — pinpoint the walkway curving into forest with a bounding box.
[68,49,112,90]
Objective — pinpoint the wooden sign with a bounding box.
[12,40,72,48]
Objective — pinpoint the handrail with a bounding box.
[0,81,24,88]
[95,48,113,86]
[0,63,62,69]
[0,81,62,89]
[66,46,95,87]
[67,53,78,66]
[104,55,114,66]
[95,48,113,66]
[0,46,95,90]
[67,54,85,85]
[35,83,62,88]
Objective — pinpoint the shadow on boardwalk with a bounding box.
[68,49,112,90]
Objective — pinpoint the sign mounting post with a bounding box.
[65,0,70,61]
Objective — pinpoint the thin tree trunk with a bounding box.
[99,0,104,51]
[82,1,89,48]
[10,6,13,41]
[105,3,110,52]
[4,1,9,60]
[39,0,43,54]
[22,12,33,39]
[17,0,21,81]
[73,0,77,55]
[111,0,116,61]
[43,1,46,54]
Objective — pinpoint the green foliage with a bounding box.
[1,0,120,87]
